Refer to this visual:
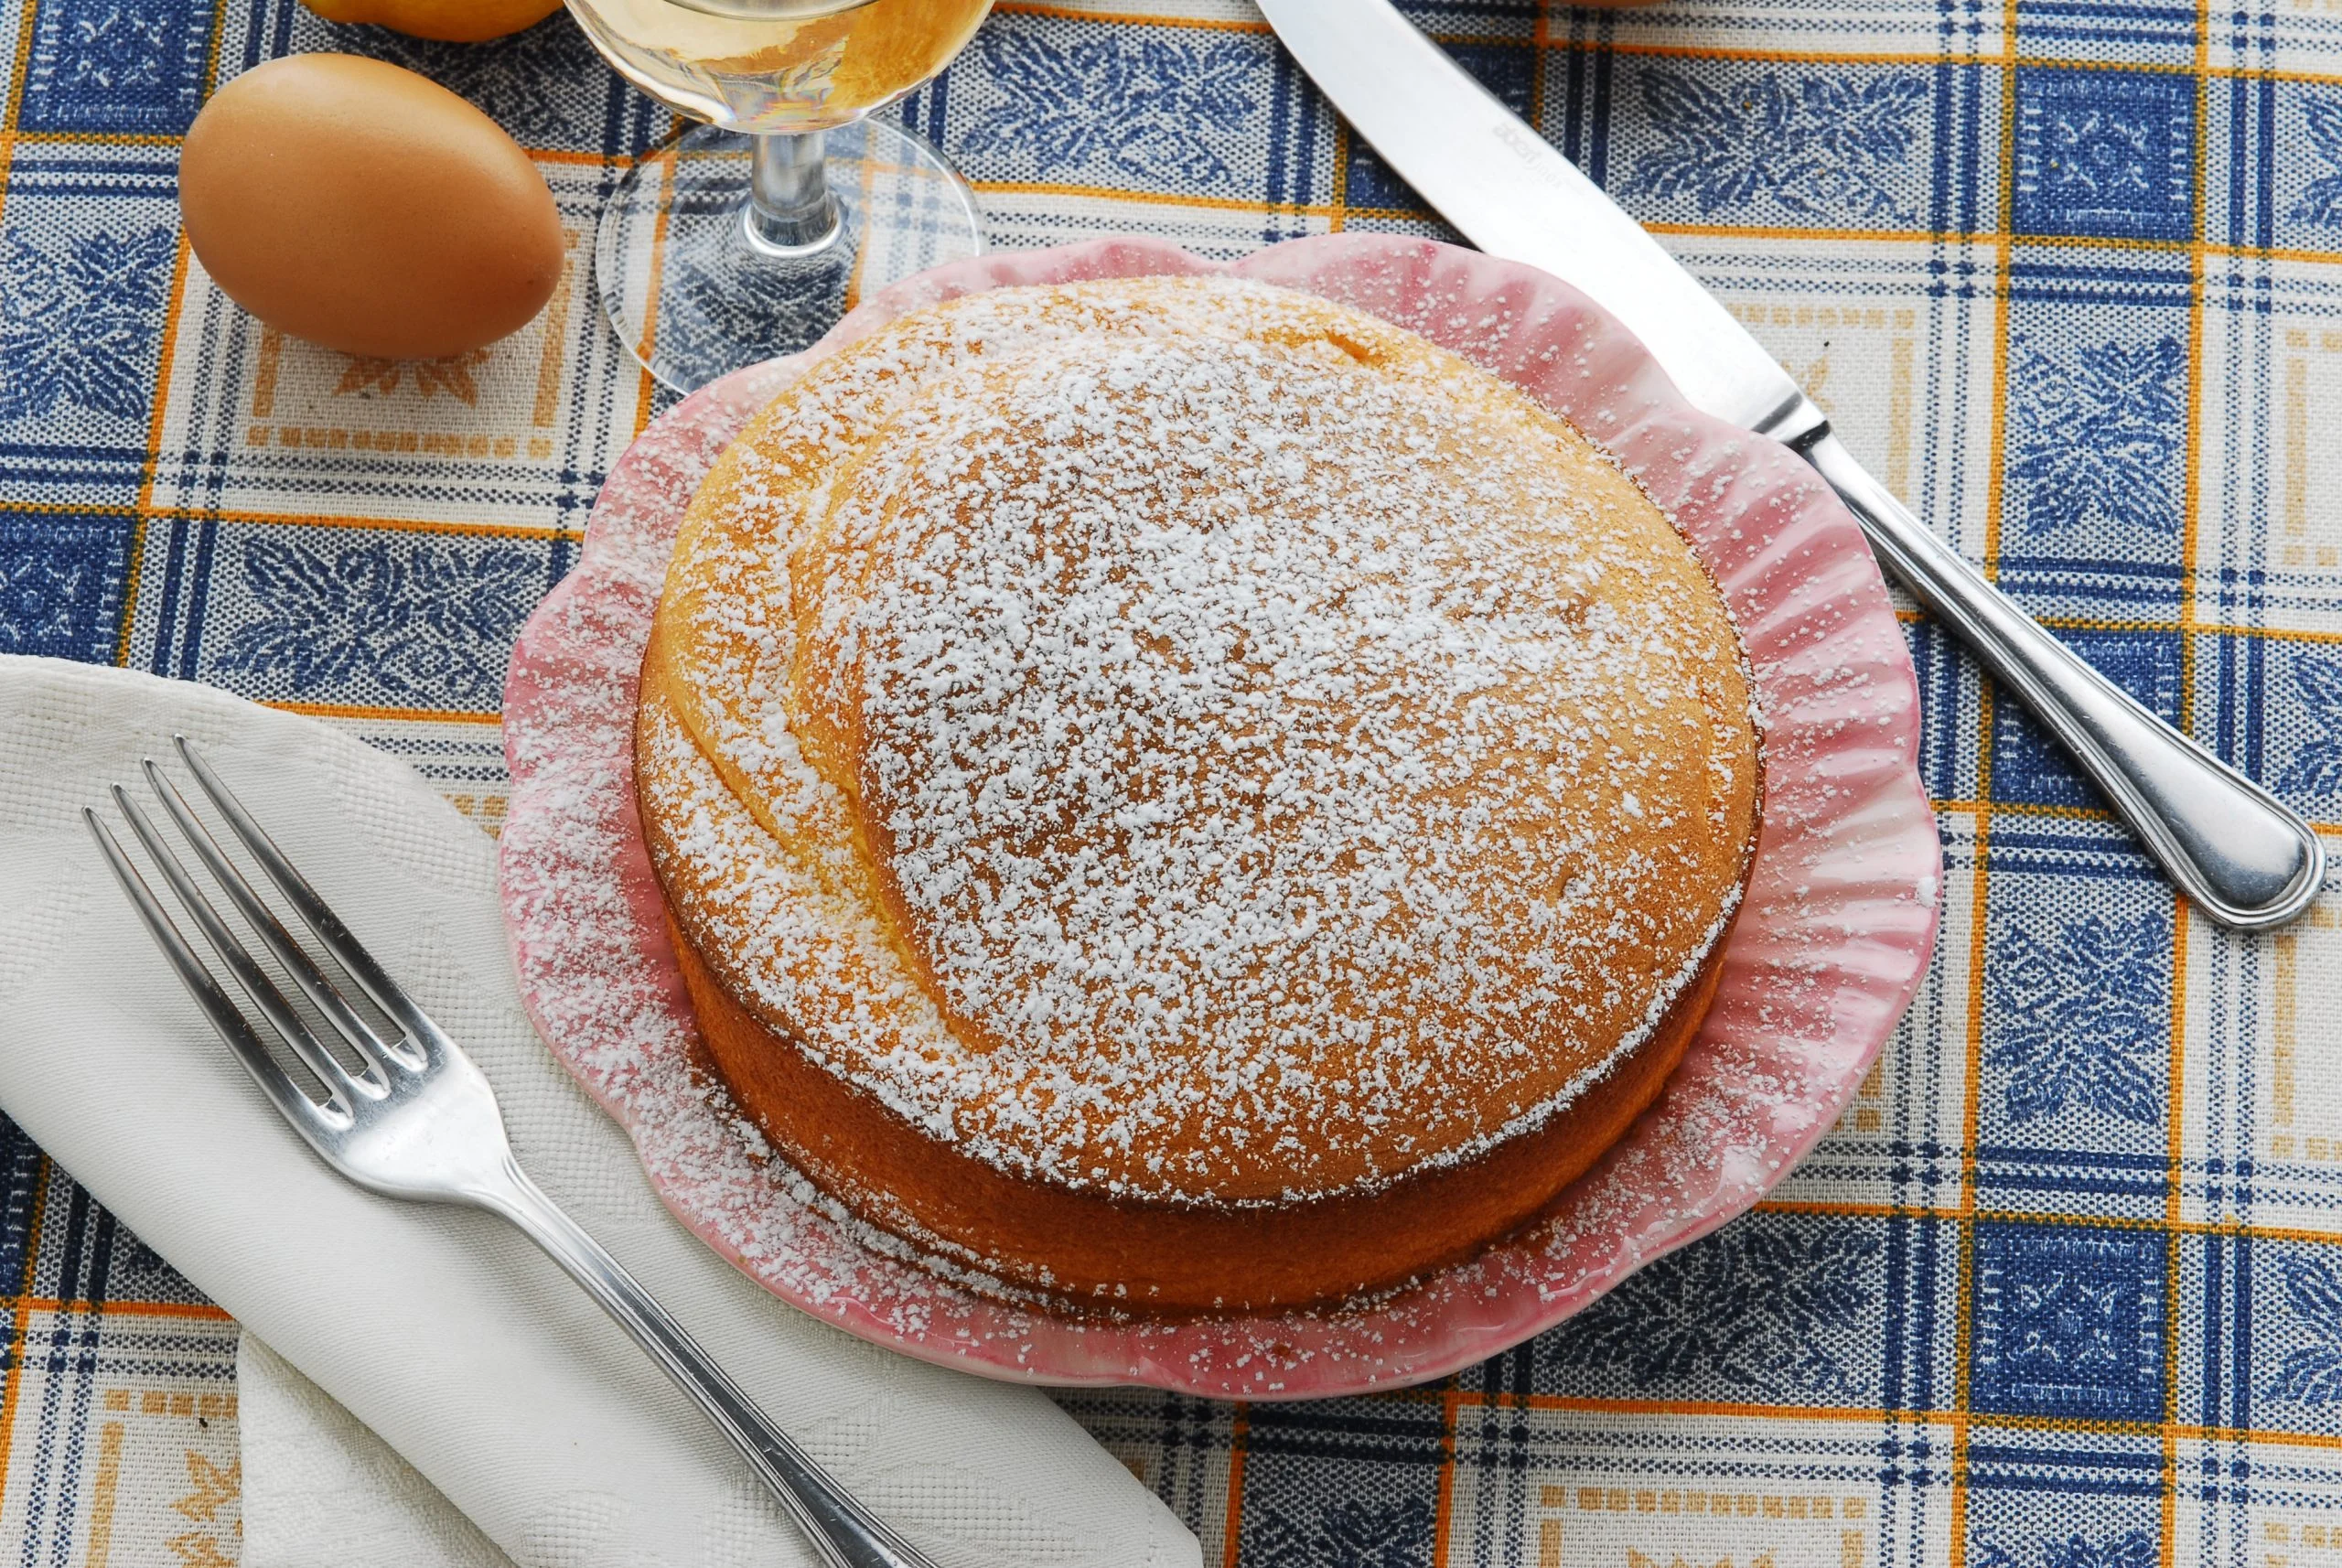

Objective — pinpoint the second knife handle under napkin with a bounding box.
[1796,428,2325,930]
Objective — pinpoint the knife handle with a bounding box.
[1797,429,2325,930]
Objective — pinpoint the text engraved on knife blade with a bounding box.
[1489,120,1571,188]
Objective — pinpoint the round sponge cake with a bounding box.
[635,275,1760,1314]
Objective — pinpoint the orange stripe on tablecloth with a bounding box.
[249,330,285,422]
[200,1,230,99]
[994,3,1269,30]
[26,1298,235,1322]
[1923,798,2117,822]
[534,235,582,430]
[113,510,150,670]
[526,145,663,168]
[82,1421,125,1568]
[0,499,139,517]
[975,179,1335,219]
[0,0,36,228]
[2205,61,2342,90]
[629,362,661,442]
[0,131,187,149]
[260,701,502,725]
[134,505,579,543]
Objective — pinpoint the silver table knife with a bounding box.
[1256,0,2326,930]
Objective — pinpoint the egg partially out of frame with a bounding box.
[180,54,564,360]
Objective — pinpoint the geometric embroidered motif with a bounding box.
[2014,68,2194,242]
[1971,1222,2166,1421]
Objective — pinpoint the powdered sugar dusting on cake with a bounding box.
[648,280,1760,1205]
[497,233,1941,1396]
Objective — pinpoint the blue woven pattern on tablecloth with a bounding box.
[6,1,2342,1563]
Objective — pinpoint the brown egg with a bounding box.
[180,55,564,360]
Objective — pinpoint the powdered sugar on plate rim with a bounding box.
[498,234,1942,1399]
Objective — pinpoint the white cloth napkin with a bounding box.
[0,653,1199,1568]
[239,1334,514,1567]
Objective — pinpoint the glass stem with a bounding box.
[744,131,842,256]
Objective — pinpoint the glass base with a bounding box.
[596,119,986,393]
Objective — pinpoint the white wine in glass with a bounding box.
[567,0,994,390]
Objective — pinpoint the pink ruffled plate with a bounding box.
[499,235,1941,1399]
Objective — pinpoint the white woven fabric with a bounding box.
[239,1334,513,1568]
[0,653,1200,1568]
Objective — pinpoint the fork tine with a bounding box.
[83,808,348,1143]
[109,785,374,1112]
[173,736,441,1061]
[141,758,414,1079]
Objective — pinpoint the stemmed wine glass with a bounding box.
[565,0,994,391]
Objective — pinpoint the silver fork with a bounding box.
[85,736,940,1568]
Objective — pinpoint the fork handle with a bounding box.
[474,1160,941,1568]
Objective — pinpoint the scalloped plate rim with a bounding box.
[497,233,1944,1400]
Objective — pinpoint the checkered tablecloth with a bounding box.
[6,0,2342,1563]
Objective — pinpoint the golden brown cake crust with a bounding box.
[634,275,1760,1313]
[658,879,1727,1314]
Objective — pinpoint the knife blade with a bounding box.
[1257,0,2326,929]
[1255,0,1806,436]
